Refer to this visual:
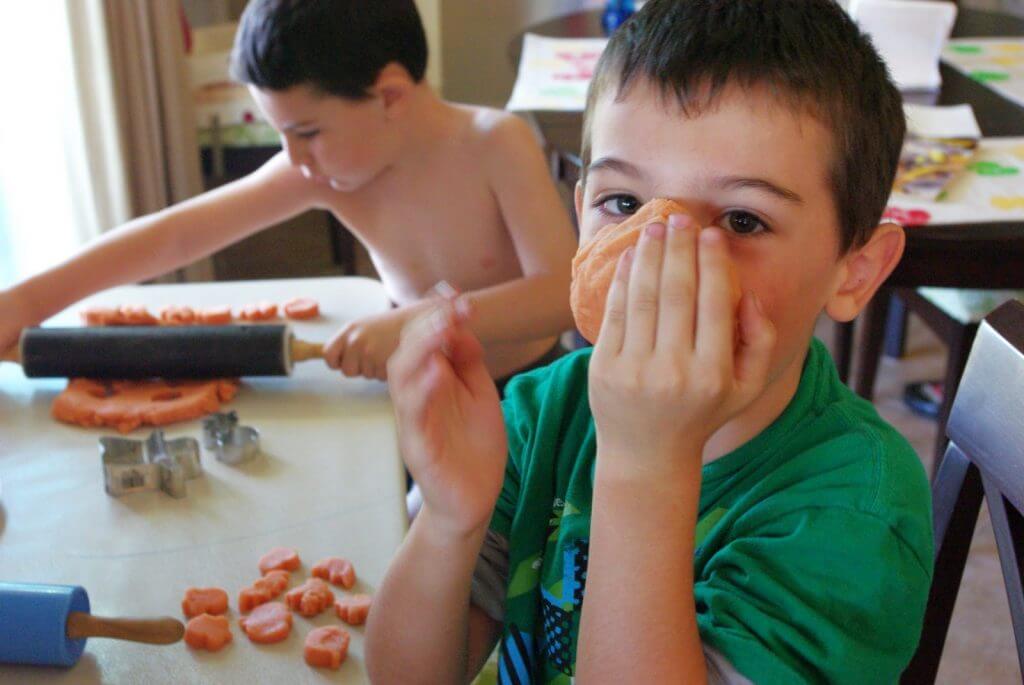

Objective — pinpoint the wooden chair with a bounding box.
[900,299,1024,683]
[835,287,1023,471]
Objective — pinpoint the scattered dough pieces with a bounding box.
[304,625,350,670]
[334,594,372,626]
[258,547,301,575]
[184,614,232,651]
[182,587,229,619]
[239,602,293,644]
[311,557,356,589]
[283,298,320,320]
[285,578,335,618]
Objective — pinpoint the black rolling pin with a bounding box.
[1,325,325,379]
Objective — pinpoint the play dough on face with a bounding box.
[570,198,741,343]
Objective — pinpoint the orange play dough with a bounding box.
[238,302,278,322]
[196,306,233,325]
[285,578,335,618]
[304,625,350,670]
[182,587,229,619]
[258,547,301,575]
[80,305,158,326]
[184,614,232,651]
[238,570,290,613]
[334,594,372,626]
[570,198,742,343]
[159,305,197,326]
[283,298,320,320]
[52,378,239,433]
[238,602,292,644]
[311,557,356,589]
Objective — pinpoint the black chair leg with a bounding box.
[932,322,979,477]
[885,293,910,358]
[855,288,892,400]
[901,445,984,685]
[834,320,855,385]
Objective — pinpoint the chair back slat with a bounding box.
[946,302,1024,512]
[981,476,1024,673]
[902,300,1024,684]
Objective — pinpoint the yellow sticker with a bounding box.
[1013,145,1024,162]
[996,43,1024,53]
[991,55,1024,67]
[990,196,1024,210]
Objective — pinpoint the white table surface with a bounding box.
[0,277,407,684]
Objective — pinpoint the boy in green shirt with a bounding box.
[366,1,933,683]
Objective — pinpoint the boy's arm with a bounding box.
[366,509,501,684]
[463,114,578,345]
[366,297,507,684]
[1,152,321,348]
[576,222,775,683]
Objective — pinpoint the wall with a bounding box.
[416,0,444,89]
[440,0,603,107]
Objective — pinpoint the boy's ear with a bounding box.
[825,222,905,323]
[373,62,415,115]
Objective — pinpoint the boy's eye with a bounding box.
[720,210,768,236]
[596,194,641,217]
[296,130,320,140]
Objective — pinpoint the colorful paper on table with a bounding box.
[943,38,1024,108]
[884,137,1024,226]
[895,104,981,201]
[506,34,608,112]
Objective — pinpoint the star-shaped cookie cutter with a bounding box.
[99,430,203,499]
[202,411,261,465]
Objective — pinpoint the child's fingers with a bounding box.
[446,326,499,402]
[734,292,776,399]
[655,215,698,353]
[623,222,666,354]
[322,332,346,370]
[695,228,736,366]
[388,307,456,387]
[593,247,634,358]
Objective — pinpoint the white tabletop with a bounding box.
[0,277,407,684]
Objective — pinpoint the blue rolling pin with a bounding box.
[0,582,184,668]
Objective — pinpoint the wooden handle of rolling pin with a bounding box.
[66,612,185,645]
[290,338,325,362]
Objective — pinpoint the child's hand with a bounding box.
[387,295,506,536]
[324,308,418,380]
[588,217,776,480]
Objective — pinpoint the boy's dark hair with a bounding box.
[582,0,905,253]
[231,0,428,100]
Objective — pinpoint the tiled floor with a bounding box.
[819,314,1018,683]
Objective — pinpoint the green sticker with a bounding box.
[971,70,1011,82]
[951,44,983,54]
[970,160,1020,176]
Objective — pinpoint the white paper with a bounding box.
[903,103,981,138]
[506,34,608,112]
[849,0,958,91]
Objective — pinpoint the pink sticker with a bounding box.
[883,206,931,227]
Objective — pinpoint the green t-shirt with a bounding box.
[488,338,933,684]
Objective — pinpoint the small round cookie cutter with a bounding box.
[201,411,261,465]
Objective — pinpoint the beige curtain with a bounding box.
[99,0,212,281]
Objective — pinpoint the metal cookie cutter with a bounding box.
[202,411,261,465]
[99,430,202,499]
